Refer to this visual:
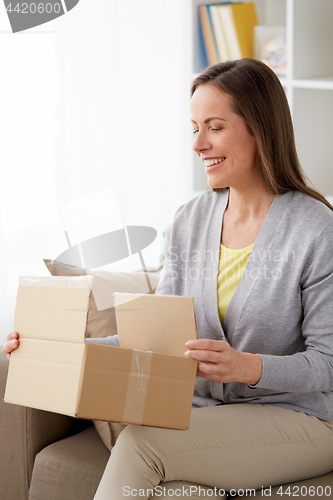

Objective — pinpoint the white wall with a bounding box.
[0,0,193,343]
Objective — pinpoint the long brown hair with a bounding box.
[191,59,333,211]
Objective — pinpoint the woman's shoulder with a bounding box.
[291,191,333,231]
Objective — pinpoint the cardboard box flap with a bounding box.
[14,276,93,343]
[113,293,197,357]
[5,337,85,416]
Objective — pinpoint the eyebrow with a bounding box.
[191,117,226,124]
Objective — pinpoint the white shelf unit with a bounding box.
[189,0,333,196]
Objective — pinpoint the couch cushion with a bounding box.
[28,423,333,500]
[29,426,110,500]
[28,426,228,500]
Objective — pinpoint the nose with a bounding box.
[192,130,211,156]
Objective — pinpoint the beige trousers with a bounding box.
[93,404,333,499]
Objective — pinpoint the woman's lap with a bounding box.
[93,404,333,499]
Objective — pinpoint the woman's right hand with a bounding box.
[2,331,19,360]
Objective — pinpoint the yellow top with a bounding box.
[217,243,254,324]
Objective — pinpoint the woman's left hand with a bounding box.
[184,339,262,385]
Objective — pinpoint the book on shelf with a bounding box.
[198,2,258,65]
[218,3,241,60]
[234,2,258,58]
[198,6,210,68]
[198,4,218,66]
[208,4,230,62]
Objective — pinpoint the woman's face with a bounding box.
[190,84,259,191]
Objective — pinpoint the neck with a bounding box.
[226,184,275,220]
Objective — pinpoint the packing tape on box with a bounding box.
[123,349,152,425]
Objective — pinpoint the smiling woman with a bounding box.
[79,59,333,499]
[4,58,333,499]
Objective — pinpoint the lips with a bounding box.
[203,157,226,167]
[204,157,226,172]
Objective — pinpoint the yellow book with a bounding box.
[231,2,258,58]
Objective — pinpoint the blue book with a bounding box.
[198,5,209,69]
[198,3,233,68]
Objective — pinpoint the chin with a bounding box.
[207,177,228,190]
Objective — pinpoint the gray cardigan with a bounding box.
[89,189,333,420]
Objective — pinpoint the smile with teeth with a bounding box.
[203,157,226,167]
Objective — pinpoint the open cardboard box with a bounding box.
[4,276,198,430]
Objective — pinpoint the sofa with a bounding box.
[1,264,333,500]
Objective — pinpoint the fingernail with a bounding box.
[11,340,16,346]
[185,341,190,346]
[10,332,15,338]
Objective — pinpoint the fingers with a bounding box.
[197,361,219,374]
[184,339,237,383]
[2,339,19,354]
[185,339,229,352]
[184,348,222,364]
[196,362,227,384]
[6,331,19,342]
[196,358,234,383]
[2,332,20,360]
[184,340,231,364]
[184,344,232,383]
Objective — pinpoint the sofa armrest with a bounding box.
[0,352,90,500]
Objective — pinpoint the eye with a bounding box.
[212,128,222,133]
[193,129,199,136]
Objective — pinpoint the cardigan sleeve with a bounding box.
[154,223,173,296]
[252,226,333,393]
